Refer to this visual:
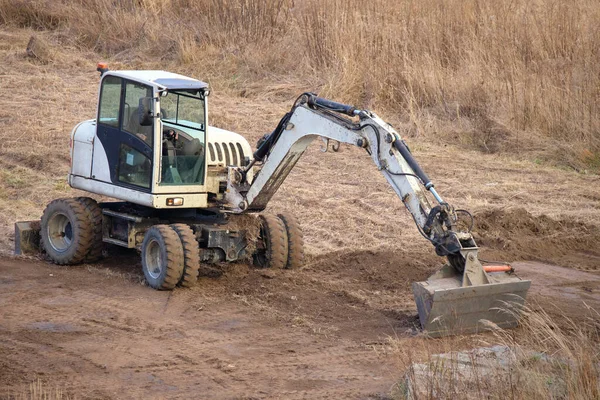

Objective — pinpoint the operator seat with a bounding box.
[128,107,153,146]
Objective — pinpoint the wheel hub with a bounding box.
[145,239,163,279]
[47,212,73,253]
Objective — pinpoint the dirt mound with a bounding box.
[190,249,442,340]
[307,249,440,290]
[474,208,600,271]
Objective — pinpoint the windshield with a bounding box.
[160,90,205,131]
[159,90,206,187]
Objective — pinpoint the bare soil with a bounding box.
[1,246,599,398]
[0,253,423,399]
[474,208,600,271]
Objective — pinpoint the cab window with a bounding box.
[123,82,153,146]
[98,76,121,127]
[159,90,206,186]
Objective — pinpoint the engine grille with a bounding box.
[207,142,246,167]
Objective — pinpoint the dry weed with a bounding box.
[12,379,68,400]
[1,0,599,169]
[390,303,600,399]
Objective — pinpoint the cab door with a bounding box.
[93,76,155,192]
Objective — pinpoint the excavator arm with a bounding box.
[225,93,531,336]
[225,93,473,266]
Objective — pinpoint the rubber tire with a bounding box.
[277,212,304,269]
[141,225,185,290]
[170,224,200,288]
[40,198,94,265]
[75,197,104,262]
[253,214,289,269]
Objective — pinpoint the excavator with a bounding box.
[14,64,530,337]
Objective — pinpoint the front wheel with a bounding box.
[141,225,185,290]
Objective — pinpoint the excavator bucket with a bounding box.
[412,249,531,337]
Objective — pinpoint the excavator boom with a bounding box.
[225,93,531,337]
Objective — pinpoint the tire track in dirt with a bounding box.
[0,257,405,399]
[4,211,599,398]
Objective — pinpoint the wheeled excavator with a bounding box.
[14,65,530,337]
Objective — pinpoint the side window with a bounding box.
[123,82,153,146]
[160,93,177,122]
[118,143,151,189]
[98,76,121,127]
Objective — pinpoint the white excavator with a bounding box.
[14,64,530,336]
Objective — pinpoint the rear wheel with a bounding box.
[170,224,200,288]
[253,214,288,269]
[41,198,94,265]
[141,225,185,290]
[277,212,304,269]
[75,197,104,262]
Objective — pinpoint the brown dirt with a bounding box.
[2,248,599,398]
[474,208,600,272]
[0,251,429,399]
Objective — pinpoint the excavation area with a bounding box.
[1,237,600,398]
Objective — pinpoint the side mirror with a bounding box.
[139,97,153,126]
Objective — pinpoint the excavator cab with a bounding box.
[68,67,215,208]
[159,90,207,186]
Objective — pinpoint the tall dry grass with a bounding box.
[0,0,599,169]
[11,379,67,400]
[392,304,600,399]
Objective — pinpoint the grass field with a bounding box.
[1,0,600,170]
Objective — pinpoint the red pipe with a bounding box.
[483,265,512,273]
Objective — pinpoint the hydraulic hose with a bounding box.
[252,112,293,162]
[393,140,433,190]
[307,95,358,117]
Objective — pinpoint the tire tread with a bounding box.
[278,212,304,269]
[75,197,104,262]
[170,223,200,288]
[256,214,288,269]
[155,225,185,290]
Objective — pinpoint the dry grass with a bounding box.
[390,304,600,399]
[11,379,68,400]
[1,0,599,170]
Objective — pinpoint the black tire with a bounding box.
[277,212,304,269]
[253,214,288,269]
[40,198,94,265]
[170,224,200,288]
[141,225,185,290]
[75,197,104,262]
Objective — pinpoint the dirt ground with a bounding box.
[1,252,599,399]
[1,28,600,399]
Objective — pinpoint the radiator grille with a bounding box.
[207,141,246,166]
